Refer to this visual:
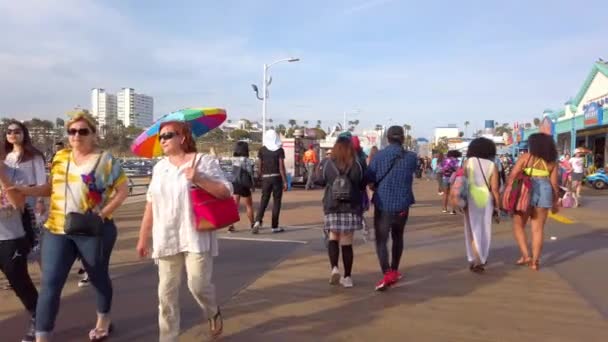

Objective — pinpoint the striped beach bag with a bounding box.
[502,158,532,214]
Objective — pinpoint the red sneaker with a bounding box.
[391,270,403,283]
[375,272,394,291]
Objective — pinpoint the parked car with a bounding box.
[585,169,608,190]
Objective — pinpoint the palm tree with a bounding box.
[348,119,360,132]
[375,124,383,131]
[533,118,541,127]
[403,124,411,148]
[316,120,322,128]
[288,119,297,128]
[276,124,287,135]
[268,118,273,124]
[303,120,309,127]
[464,121,470,138]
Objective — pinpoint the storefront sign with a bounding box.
[584,102,604,127]
[582,93,608,111]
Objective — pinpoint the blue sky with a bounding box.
[1,0,607,138]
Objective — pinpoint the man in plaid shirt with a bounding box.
[366,126,417,291]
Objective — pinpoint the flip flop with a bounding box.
[208,307,223,338]
[89,323,114,341]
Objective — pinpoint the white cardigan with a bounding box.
[147,153,233,259]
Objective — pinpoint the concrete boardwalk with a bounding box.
[2,180,607,341]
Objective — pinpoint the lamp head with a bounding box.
[288,58,300,62]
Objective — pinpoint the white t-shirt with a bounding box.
[5,152,47,208]
[569,157,584,173]
[147,153,233,259]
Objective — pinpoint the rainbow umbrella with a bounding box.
[131,107,227,158]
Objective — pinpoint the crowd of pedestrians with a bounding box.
[0,114,580,341]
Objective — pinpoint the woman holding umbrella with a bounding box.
[136,118,232,340]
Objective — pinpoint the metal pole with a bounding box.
[343,111,346,130]
[570,115,576,154]
[262,64,268,134]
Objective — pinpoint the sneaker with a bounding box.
[340,276,354,288]
[272,227,285,233]
[329,267,340,285]
[450,210,457,215]
[442,209,448,213]
[22,317,35,342]
[391,269,403,282]
[374,272,394,291]
[78,275,90,288]
[438,192,444,196]
[227,225,235,233]
[252,221,261,234]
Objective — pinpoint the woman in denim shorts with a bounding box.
[507,133,559,271]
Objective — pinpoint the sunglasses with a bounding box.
[6,128,23,135]
[67,128,91,136]
[159,132,179,141]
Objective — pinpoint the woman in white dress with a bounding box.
[463,138,501,272]
[136,121,232,341]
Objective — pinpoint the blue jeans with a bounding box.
[530,177,553,208]
[35,220,117,334]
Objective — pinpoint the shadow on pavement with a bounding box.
[0,239,303,341]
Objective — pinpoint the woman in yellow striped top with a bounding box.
[507,133,559,271]
[14,111,128,341]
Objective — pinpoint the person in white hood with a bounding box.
[253,130,287,233]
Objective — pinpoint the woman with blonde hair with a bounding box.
[14,110,129,341]
[136,121,231,340]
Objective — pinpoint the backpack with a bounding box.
[449,167,468,209]
[327,161,352,202]
[232,165,253,189]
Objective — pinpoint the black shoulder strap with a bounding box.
[477,158,491,191]
[376,150,404,186]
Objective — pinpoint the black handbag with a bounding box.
[21,204,36,251]
[232,161,253,189]
[63,153,104,236]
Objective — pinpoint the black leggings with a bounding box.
[0,238,38,316]
[373,208,408,273]
[255,177,284,228]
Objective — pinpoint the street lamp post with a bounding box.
[252,58,300,134]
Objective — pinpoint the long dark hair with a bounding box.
[331,136,355,172]
[3,120,44,162]
[233,141,249,157]
[528,133,558,162]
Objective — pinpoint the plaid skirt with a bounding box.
[324,212,363,233]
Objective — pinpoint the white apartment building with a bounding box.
[433,125,460,144]
[117,88,154,128]
[90,88,117,129]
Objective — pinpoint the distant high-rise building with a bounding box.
[90,88,117,130]
[117,88,154,128]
